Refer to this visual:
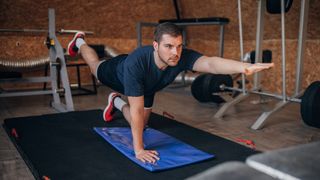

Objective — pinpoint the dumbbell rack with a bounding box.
[214,0,310,130]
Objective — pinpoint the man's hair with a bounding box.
[154,22,182,42]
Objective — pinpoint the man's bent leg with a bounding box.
[103,92,121,121]
[122,105,151,127]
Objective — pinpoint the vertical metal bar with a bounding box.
[77,66,81,88]
[213,0,250,119]
[91,75,97,94]
[281,0,286,101]
[295,0,309,96]
[173,0,181,19]
[253,0,265,90]
[219,25,225,57]
[237,0,247,95]
[48,9,61,106]
[49,8,74,112]
[182,27,187,46]
[136,22,142,47]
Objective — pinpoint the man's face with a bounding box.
[153,34,183,67]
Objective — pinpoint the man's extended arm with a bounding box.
[192,56,274,75]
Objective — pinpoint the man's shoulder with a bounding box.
[133,45,153,54]
[126,45,153,61]
[123,46,153,67]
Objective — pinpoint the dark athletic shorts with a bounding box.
[96,55,154,108]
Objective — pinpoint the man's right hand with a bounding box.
[135,149,159,163]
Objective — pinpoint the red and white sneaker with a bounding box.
[103,92,121,122]
[67,31,85,57]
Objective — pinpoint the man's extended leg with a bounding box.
[67,32,100,77]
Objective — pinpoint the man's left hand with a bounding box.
[244,63,274,75]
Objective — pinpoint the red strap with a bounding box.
[11,128,19,138]
[235,138,256,149]
[42,175,50,180]
[163,111,175,119]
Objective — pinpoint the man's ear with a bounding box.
[153,41,158,51]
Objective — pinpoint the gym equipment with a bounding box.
[94,127,214,172]
[137,0,230,88]
[3,110,256,179]
[219,81,320,128]
[191,74,233,103]
[0,56,50,72]
[244,50,272,64]
[0,28,94,35]
[266,0,293,14]
[190,47,272,103]
[300,81,320,128]
[137,0,229,56]
[0,9,74,112]
[213,0,315,129]
[172,72,200,85]
[187,161,276,180]
[189,141,320,180]
[246,141,320,180]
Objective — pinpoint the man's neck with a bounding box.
[153,51,168,70]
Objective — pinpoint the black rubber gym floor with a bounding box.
[3,110,257,180]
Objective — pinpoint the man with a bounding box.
[67,22,274,164]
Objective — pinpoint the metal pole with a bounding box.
[253,0,266,90]
[294,0,309,96]
[0,28,94,34]
[136,22,142,47]
[221,85,301,103]
[281,0,286,101]
[0,29,47,33]
[49,8,74,112]
[237,0,247,95]
[219,25,225,57]
[213,0,251,119]
[48,9,62,108]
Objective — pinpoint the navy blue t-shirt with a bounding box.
[97,45,202,107]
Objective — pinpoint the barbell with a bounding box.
[0,28,94,35]
[191,74,233,103]
[191,74,320,128]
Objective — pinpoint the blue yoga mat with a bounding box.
[94,127,214,172]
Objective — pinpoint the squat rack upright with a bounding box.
[0,9,74,112]
[214,0,310,130]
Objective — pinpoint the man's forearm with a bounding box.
[130,105,145,153]
[193,56,250,75]
[208,56,249,74]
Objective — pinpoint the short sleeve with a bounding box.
[180,48,203,70]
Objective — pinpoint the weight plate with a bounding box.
[191,73,233,104]
[301,81,320,128]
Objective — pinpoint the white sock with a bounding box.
[114,97,127,111]
[76,38,86,49]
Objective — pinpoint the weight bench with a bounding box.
[246,141,320,180]
[187,161,276,180]
[187,141,320,179]
[137,0,229,57]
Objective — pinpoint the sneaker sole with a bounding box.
[67,32,84,56]
[103,93,119,121]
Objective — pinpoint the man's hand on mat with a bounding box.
[135,149,159,163]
